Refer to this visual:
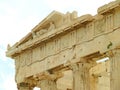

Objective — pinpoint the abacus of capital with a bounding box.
[6,0,120,90]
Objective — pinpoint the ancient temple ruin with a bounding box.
[6,0,120,90]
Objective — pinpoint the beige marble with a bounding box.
[6,0,120,90]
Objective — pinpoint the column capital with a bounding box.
[71,60,96,90]
[17,82,34,90]
[37,79,57,90]
[34,71,63,81]
[70,61,96,72]
[106,50,114,58]
[18,82,30,87]
[106,48,120,58]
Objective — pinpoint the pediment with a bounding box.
[17,11,65,46]
[32,11,65,32]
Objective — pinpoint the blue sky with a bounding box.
[0,0,114,90]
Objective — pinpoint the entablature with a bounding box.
[98,0,120,15]
[6,13,93,57]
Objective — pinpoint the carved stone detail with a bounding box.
[63,12,71,24]
[108,49,120,90]
[48,22,55,31]
[71,62,95,90]
[37,29,48,36]
[38,80,57,90]
[94,15,106,36]
[31,31,37,39]
[7,44,11,50]
[17,83,33,90]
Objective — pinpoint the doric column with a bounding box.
[38,79,57,90]
[89,74,98,90]
[36,70,63,90]
[17,83,33,90]
[71,62,95,90]
[107,49,120,90]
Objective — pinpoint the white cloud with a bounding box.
[45,0,74,10]
[3,76,17,90]
[45,0,114,15]
[0,45,7,61]
[0,73,17,90]
[0,4,19,46]
[0,1,42,46]
[0,72,6,81]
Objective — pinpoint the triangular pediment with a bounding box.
[32,11,65,32]
[17,11,65,45]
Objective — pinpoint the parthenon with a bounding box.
[6,0,120,90]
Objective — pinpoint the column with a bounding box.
[38,79,57,90]
[71,62,95,90]
[89,74,98,90]
[108,49,120,90]
[17,83,33,90]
